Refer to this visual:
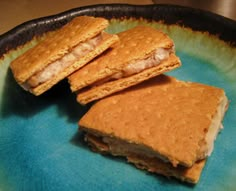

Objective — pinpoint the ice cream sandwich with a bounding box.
[68,26,181,104]
[79,75,228,183]
[10,16,119,95]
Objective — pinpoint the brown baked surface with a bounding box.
[79,75,226,167]
[31,33,118,95]
[10,16,109,83]
[77,53,180,104]
[85,133,206,184]
[127,154,205,184]
[68,25,175,92]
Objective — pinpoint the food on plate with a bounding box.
[9,15,229,184]
[68,26,181,104]
[10,16,118,95]
[79,75,228,183]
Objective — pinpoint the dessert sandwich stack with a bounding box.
[9,16,229,184]
[79,75,228,183]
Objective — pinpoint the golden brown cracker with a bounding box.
[68,25,175,92]
[79,75,227,167]
[127,153,206,184]
[31,33,118,95]
[85,133,205,184]
[10,16,109,84]
[77,53,180,104]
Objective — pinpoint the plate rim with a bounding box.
[0,3,236,191]
[0,4,236,57]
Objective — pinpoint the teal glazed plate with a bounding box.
[0,4,236,191]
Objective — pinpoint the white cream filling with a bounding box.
[111,47,172,80]
[23,33,102,90]
[93,47,173,86]
[85,133,197,183]
[85,132,170,163]
[204,94,228,156]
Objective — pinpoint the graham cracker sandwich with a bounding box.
[78,75,228,183]
[10,16,119,95]
[85,133,206,184]
[68,26,181,104]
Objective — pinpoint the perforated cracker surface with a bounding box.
[79,75,226,167]
[10,16,109,83]
[31,33,118,95]
[77,53,180,104]
[68,25,174,92]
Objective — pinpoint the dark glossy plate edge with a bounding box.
[0,4,236,57]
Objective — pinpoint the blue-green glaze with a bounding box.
[0,19,235,191]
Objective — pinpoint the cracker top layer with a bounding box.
[79,75,225,167]
[68,25,174,91]
[10,16,109,83]
[77,53,181,104]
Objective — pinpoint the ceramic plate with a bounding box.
[0,4,236,191]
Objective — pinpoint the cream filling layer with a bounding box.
[111,47,173,79]
[85,133,170,163]
[93,47,173,86]
[22,33,103,90]
[204,93,228,156]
